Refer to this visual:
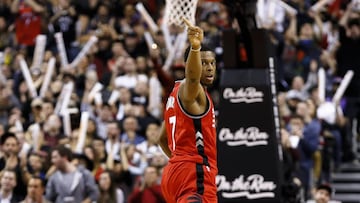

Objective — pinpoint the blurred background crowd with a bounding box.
[0,0,359,202]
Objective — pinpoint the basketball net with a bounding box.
[161,0,200,70]
[136,0,199,70]
[163,0,199,26]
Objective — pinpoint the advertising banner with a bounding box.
[217,69,283,203]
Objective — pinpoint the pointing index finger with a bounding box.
[182,17,193,27]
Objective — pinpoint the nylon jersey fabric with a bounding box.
[162,81,218,202]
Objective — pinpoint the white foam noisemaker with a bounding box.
[275,0,298,15]
[317,69,353,125]
[70,35,98,69]
[144,31,156,50]
[54,85,65,115]
[88,82,103,102]
[257,0,277,27]
[94,92,103,106]
[31,123,41,151]
[310,0,334,12]
[163,30,187,71]
[55,32,69,68]
[148,75,162,118]
[0,52,6,85]
[174,31,188,59]
[108,90,120,105]
[317,101,336,124]
[54,82,74,115]
[39,57,56,98]
[62,110,72,137]
[75,111,89,153]
[163,0,199,26]
[318,68,326,103]
[136,3,159,33]
[15,119,23,133]
[19,58,38,98]
[60,82,74,116]
[332,70,354,103]
[161,23,173,52]
[32,35,47,69]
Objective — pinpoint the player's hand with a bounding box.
[182,17,203,49]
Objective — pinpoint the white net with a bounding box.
[163,0,199,26]
[353,0,360,11]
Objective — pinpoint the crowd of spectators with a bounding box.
[0,0,359,202]
[269,0,359,202]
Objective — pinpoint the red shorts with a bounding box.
[161,161,217,203]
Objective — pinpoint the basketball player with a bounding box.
[158,17,218,203]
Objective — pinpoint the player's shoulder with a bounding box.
[171,79,184,93]
[174,79,184,86]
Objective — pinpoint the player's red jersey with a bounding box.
[164,81,217,172]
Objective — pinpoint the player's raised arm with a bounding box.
[181,17,204,103]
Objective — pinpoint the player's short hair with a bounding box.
[184,45,213,62]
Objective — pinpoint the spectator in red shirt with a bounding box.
[11,0,45,47]
[128,165,165,203]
